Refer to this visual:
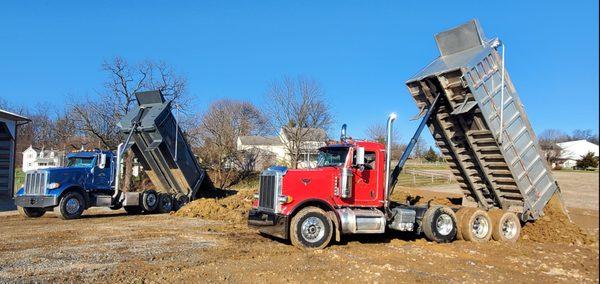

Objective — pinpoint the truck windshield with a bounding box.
[67,157,95,167]
[316,147,349,167]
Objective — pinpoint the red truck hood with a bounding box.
[281,167,339,195]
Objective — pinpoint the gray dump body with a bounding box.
[118,91,210,199]
[406,20,558,221]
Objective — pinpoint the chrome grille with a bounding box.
[257,171,282,212]
[24,172,48,195]
[258,175,276,210]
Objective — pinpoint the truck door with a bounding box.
[93,154,112,192]
[352,151,379,205]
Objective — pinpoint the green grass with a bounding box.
[403,162,450,171]
[14,168,25,189]
[395,172,455,187]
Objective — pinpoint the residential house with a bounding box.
[555,140,599,169]
[237,127,327,170]
[22,146,65,172]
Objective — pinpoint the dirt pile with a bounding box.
[173,188,254,223]
[390,186,461,206]
[521,193,597,245]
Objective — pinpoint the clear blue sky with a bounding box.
[1,1,598,143]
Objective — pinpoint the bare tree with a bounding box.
[71,57,189,150]
[538,129,568,167]
[193,100,268,188]
[265,76,333,168]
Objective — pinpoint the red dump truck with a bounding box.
[248,19,559,249]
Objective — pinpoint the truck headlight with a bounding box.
[278,195,293,204]
[47,182,61,189]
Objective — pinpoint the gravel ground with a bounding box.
[0,171,597,283]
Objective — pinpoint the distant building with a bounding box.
[555,140,599,169]
[22,146,65,172]
[0,109,30,197]
[237,127,327,170]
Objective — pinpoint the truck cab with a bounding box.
[15,150,116,219]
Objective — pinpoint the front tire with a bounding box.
[290,207,333,250]
[17,206,46,218]
[58,192,85,220]
[422,206,457,243]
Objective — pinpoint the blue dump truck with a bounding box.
[14,90,211,219]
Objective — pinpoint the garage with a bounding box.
[0,109,30,197]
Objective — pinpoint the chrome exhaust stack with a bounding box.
[340,124,348,141]
[384,113,397,210]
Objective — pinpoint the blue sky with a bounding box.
[1,1,598,143]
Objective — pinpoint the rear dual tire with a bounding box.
[456,208,521,242]
[422,206,458,243]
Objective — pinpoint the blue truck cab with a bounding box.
[15,150,117,219]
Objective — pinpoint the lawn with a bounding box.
[14,168,25,190]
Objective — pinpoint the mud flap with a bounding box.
[327,211,341,242]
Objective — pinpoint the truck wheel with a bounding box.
[489,210,521,242]
[17,206,46,218]
[454,207,472,241]
[124,206,143,215]
[58,192,85,220]
[142,190,159,212]
[157,194,174,213]
[290,207,333,250]
[422,206,457,243]
[173,194,189,211]
[460,208,492,242]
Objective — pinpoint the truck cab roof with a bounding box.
[323,140,385,151]
[66,150,113,158]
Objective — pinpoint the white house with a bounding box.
[237,127,327,170]
[0,109,30,197]
[555,140,599,169]
[22,146,65,172]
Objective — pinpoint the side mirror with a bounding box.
[98,154,107,169]
[356,147,365,166]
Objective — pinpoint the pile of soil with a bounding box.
[390,187,461,206]
[521,193,597,245]
[173,188,254,224]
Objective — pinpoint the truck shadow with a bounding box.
[259,230,421,247]
[335,230,421,246]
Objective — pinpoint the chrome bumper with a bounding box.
[247,209,289,239]
[14,195,58,208]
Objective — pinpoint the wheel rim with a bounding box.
[65,198,80,215]
[502,218,518,239]
[147,194,157,207]
[436,214,453,236]
[301,216,325,243]
[472,215,490,239]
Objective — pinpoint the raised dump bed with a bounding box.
[406,20,558,221]
[118,91,210,200]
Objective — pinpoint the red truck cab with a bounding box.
[248,138,456,249]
